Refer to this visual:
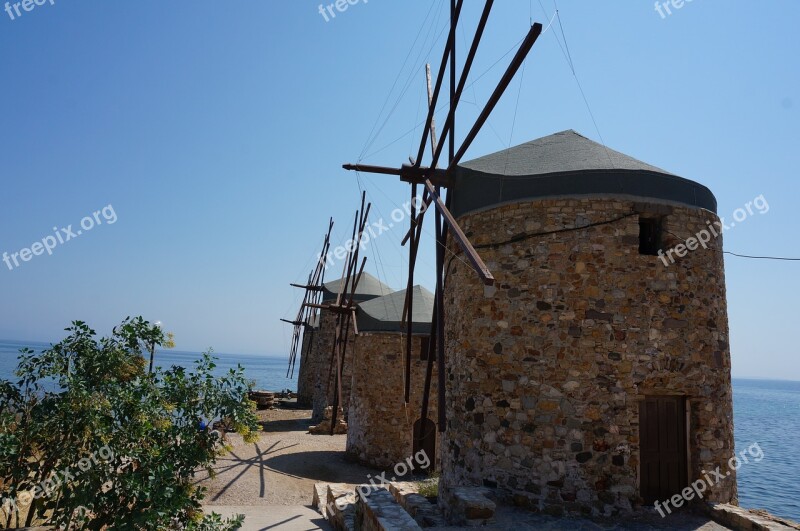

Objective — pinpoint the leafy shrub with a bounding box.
[0,317,260,529]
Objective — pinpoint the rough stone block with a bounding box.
[326,483,357,531]
[447,487,496,526]
[355,487,422,531]
[706,503,800,531]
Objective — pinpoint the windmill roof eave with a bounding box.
[321,272,394,303]
[452,130,717,217]
[355,285,434,334]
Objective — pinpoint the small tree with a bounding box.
[0,317,260,529]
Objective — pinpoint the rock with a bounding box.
[309,406,347,435]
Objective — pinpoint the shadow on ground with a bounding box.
[264,450,376,483]
[260,417,314,433]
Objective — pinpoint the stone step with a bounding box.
[312,483,329,517]
[356,487,423,531]
[444,487,496,527]
[388,481,446,528]
[313,482,428,531]
[313,483,357,531]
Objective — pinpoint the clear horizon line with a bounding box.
[0,338,285,359]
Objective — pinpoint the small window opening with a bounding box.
[639,217,663,256]
[419,336,432,361]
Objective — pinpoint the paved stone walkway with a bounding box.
[195,411,379,506]
[205,505,332,531]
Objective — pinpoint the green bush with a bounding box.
[416,474,439,498]
[0,317,260,529]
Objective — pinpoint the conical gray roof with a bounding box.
[452,130,716,217]
[461,130,672,176]
[321,272,393,303]
[356,285,434,334]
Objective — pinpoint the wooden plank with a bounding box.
[420,297,437,423]
[400,191,431,246]
[289,283,324,290]
[450,22,542,168]
[429,0,493,171]
[342,163,452,188]
[424,179,495,285]
[414,0,464,166]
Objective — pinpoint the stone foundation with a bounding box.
[346,333,440,468]
[441,197,735,516]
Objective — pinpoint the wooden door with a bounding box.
[413,417,436,472]
[639,396,688,504]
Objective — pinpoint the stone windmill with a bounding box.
[300,192,376,433]
[282,218,333,407]
[347,285,438,469]
[309,270,393,423]
[343,1,734,518]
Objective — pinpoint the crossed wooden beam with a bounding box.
[342,0,543,434]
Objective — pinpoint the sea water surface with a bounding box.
[0,340,298,393]
[0,340,798,521]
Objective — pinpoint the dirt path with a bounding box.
[197,407,380,506]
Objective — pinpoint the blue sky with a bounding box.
[0,1,797,379]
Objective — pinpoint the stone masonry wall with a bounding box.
[311,311,356,422]
[347,332,440,469]
[441,197,735,517]
[296,326,315,407]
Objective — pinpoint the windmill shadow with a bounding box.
[259,417,314,433]
[264,450,379,484]
[200,440,299,501]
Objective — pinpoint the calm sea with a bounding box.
[0,340,298,394]
[0,340,797,521]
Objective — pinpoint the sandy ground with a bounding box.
[197,407,380,506]
[198,406,734,530]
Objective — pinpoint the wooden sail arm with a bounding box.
[290,283,324,290]
[423,179,494,286]
[341,163,452,188]
[450,22,543,169]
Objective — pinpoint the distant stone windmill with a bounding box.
[282,217,333,407]
[289,192,378,433]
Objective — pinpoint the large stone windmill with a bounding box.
[343,1,735,518]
